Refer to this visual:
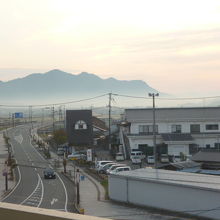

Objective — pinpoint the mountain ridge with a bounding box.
[0,69,159,104]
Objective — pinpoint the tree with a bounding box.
[53,129,67,145]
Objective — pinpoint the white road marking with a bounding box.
[28,130,68,211]
[50,198,58,205]
[37,174,44,208]
[14,134,23,144]
[56,173,68,212]
[20,175,41,205]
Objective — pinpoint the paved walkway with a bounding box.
[0,131,15,200]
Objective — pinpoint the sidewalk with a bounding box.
[0,132,15,200]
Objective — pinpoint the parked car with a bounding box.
[106,164,126,174]
[68,153,86,160]
[109,166,131,174]
[43,168,56,179]
[115,152,124,161]
[98,162,117,174]
[160,154,169,163]
[131,156,141,164]
[172,155,181,162]
[147,156,155,164]
[57,148,65,156]
[95,160,113,171]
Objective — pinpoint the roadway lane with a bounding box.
[2,125,76,212]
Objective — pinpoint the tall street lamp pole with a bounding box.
[148,93,159,168]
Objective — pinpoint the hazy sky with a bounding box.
[1,0,220,96]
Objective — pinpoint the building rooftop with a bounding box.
[192,151,220,163]
[125,107,220,123]
[112,168,220,191]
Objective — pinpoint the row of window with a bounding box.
[139,124,219,134]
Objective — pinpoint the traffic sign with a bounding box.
[15,112,23,118]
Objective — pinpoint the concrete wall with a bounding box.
[0,202,110,220]
[109,175,220,219]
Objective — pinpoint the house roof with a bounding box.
[125,107,220,123]
[192,151,220,163]
[161,161,200,170]
[161,133,193,142]
[92,116,108,131]
[111,167,220,191]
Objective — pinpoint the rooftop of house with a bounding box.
[125,107,220,123]
[111,168,220,191]
[192,151,220,163]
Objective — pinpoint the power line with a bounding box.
[0,93,109,108]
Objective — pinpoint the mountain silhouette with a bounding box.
[0,69,159,104]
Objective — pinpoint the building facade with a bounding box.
[120,107,220,157]
[66,110,93,146]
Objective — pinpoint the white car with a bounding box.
[147,156,155,164]
[109,166,131,174]
[106,164,126,174]
[131,156,141,164]
[98,162,117,174]
[95,160,113,171]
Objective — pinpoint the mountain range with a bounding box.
[0,69,159,105]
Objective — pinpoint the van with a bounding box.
[130,151,145,159]
[115,152,124,161]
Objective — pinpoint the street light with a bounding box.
[148,93,159,168]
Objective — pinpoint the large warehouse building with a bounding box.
[109,168,220,219]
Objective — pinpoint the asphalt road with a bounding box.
[1,125,76,213]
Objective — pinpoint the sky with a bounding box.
[0,0,220,96]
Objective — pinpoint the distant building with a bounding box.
[66,110,108,147]
[66,110,93,146]
[120,107,220,158]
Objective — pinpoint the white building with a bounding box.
[109,168,220,220]
[120,107,220,157]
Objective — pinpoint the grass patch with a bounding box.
[101,179,109,200]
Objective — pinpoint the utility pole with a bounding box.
[76,169,80,205]
[108,93,112,151]
[148,93,159,169]
[52,105,55,133]
[12,113,15,127]
[29,106,33,128]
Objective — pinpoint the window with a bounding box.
[139,125,158,135]
[206,124,219,130]
[206,144,211,149]
[75,120,87,130]
[171,125,181,133]
[190,124,200,133]
[215,143,220,149]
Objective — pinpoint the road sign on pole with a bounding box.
[14,112,23,118]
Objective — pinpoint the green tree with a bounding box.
[53,129,67,145]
